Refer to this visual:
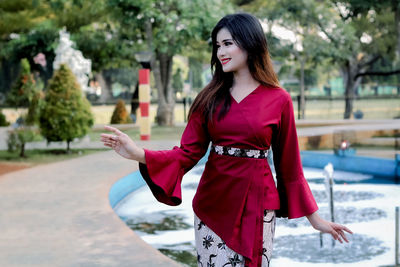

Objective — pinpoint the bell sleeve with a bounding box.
[138,111,210,206]
[272,95,318,218]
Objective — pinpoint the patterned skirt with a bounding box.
[194,210,276,267]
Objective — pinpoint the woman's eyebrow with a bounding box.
[216,39,233,44]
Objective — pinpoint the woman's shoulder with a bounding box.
[259,84,292,102]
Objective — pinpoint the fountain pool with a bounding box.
[114,165,399,267]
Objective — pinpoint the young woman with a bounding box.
[101,13,352,267]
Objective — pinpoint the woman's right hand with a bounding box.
[100,125,146,163]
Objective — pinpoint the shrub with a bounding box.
[110,99,133,124]
[6,58,38,108]
[0,110,9,126]
[7,126,38,157]
[40,64,93,152]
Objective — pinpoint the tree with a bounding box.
[5,58,43,157]
[108,0,234,125]
[0,0,50,38]
[40,64,93,153]
[0,110,8,126]
[110,99,133,124]
[244,0,397,119]
[321,1,397,118]
[6,58,38,107]
[71,20,138,103]
[0,0,53,93]
[243,0,327,118]
[172,67,184,94]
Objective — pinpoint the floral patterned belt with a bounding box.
[211,144,269,159]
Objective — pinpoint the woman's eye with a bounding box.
[224,42,232,46]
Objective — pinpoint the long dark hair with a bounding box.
[188,13,280,123]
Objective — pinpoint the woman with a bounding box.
[101,13,352,267]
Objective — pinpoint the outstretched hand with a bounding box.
[307,212,353,243]
[100,126,145,163]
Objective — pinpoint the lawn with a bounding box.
[89,125,186,141]
[0,124,186,175]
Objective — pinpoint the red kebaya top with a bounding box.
[139,85,318,266]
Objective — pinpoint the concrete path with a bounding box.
[0,140,181,267]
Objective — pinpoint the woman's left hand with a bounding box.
[306,212,353,243]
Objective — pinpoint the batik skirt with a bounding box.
[194,210,276,267]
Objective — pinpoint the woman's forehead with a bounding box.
[216,28,233,43]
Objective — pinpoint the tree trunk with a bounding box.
[395,3,400,61]
[153,52,175,126]
[299,57,306,119]
[95,72,113,104]
[67,140,71,154]
[144,19,175,126]
[19,142,26,158]
[342,59,362,119]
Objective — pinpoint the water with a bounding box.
[115,165,400,267]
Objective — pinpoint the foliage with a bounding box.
[40,64,93,152]
[110,99,133,124]
[0,0,50,38]
[172,68,184,93]
[4,58,44,157]
[243,0,398,118]
[6,58,38,107]
[107,0,234,125]
[5,58,44,126]
[107,0,233,56]
[48,0,107,33]
[7,126,39,157]
[0,109,9,126]
[188,57,205,91]
[72,23,138,73]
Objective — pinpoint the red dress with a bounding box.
[139,85,318,266]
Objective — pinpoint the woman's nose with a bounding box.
[217,47,225,58]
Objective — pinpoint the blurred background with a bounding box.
[1,0,399,126]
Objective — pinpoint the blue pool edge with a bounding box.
[109,149,399,209]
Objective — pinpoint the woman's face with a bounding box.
[216,28,248,73]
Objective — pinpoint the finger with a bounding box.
[330,230,341,242]
[104,125,123,136]
[102,139,115,146]
[101,134,118,141]
[339,230,349,243]
[333,223,353,234]
[342,226,353,234]
[103,142,113,148]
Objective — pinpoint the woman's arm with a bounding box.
[101,111,210,206]
[101,125,146,163]
[306,211,353,243]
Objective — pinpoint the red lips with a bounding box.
[221,58,231,65]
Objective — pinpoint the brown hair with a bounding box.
[188,13,280,123]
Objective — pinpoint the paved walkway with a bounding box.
[0,120,399,267]
[0,140,181,267]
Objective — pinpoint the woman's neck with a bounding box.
[232,68,259,91]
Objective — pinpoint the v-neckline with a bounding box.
[230,84,261,104]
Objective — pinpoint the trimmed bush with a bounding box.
[6,58,38,108]
[110,99,133,124]
[7,126,39,157]
[40,64,93,152]
[0,110,9,126]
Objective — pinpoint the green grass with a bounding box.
[1,125,185,165]
[89,125,186,142]
[0,148,108,164]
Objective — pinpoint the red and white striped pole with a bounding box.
[138,69,151,140]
